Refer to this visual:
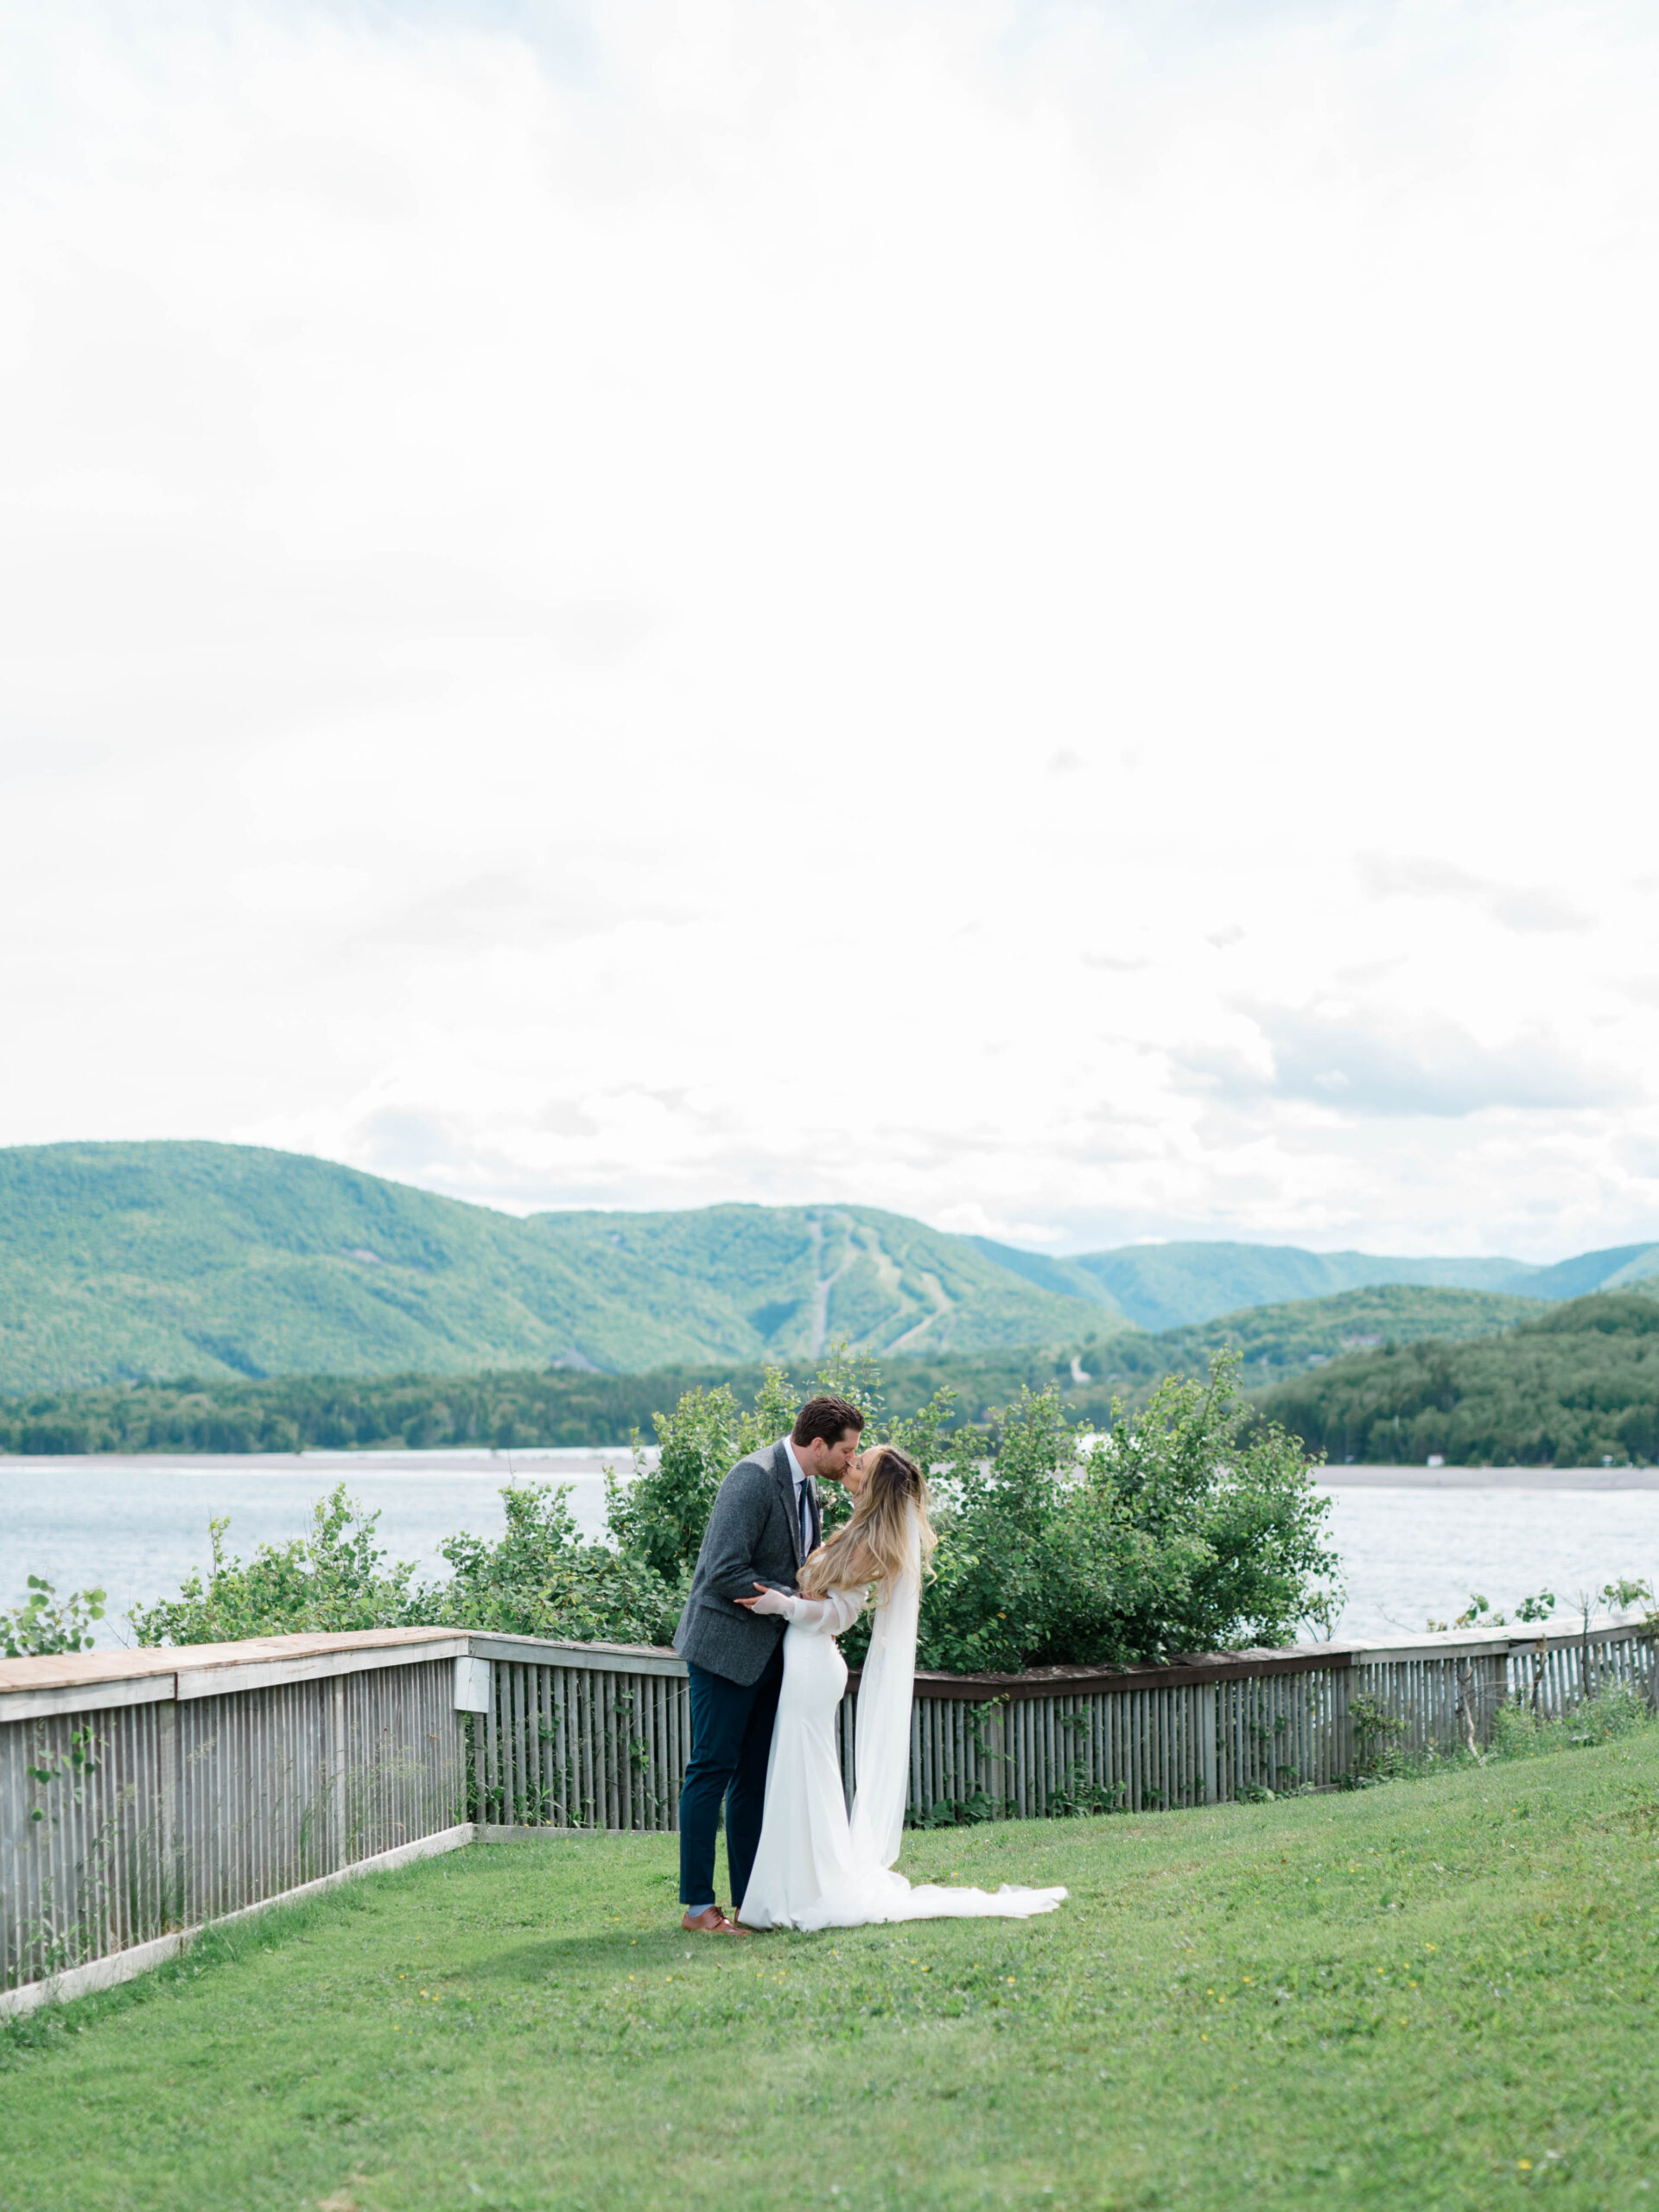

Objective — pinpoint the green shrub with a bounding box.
[1491,1681,1654,1758]
[129,1486,418,1644]
[915,1357,1338,1673]
[603,1367,801,1588]
[428,1482,678,1646]
[2,1574,106,1658]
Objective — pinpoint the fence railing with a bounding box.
[5,1614,1654,2016]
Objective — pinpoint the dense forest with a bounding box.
[0,1351,1090,1455]
[0,1283,1580,1454]
[1257,1293,1659,1466]
[1084,1283,1538,1391]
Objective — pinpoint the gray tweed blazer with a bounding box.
[673,1440,818,1686]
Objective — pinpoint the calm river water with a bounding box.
[3,1452,1658,1649]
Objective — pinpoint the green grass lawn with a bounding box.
[5,1738,1659,2212]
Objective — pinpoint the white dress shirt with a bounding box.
[782,1436,817,1555]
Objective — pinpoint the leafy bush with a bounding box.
[429,1483,678,1646]
[125,1480,683,1650]
[603,1369,801,1587]
[915,1358,1338,1673]
[129,1487,419,1644]
[3,1574,106,1658]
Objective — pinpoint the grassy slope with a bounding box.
[5,1739,1658,2211]
[1259,1291,1659,1466]
[533,1200,1122,1361]
[0,1146,1114,1389]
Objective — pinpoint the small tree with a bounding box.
[603,1352,886,1583]
[915,1357,1339,1673]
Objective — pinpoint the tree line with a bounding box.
[1256,1292,1659,1466]
[0,1348,1123,1456]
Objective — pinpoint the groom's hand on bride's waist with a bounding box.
[734,1582,792,1615]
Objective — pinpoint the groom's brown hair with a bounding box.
[791,1395,865,1448]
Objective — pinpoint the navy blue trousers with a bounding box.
[678,1644,785,1911]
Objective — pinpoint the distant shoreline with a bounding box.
[1,1448,1656,1491]
[0,1446,645,1475]
[1318,1464,1659,1491]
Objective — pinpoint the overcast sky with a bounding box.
[3,0,1657,1260]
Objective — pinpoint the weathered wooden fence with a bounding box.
[1,1630,472,2018]
[5,1614,1654,2016]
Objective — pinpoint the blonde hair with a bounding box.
[798,1444,937,1599]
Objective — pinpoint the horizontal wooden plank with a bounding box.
[466,1634,688,1678]
[1345,1617,1650,1665]
[0,1625,463,1699]
[887,1647,1357,1703]
[175,1637,469,1700]
[3,1617,1646,1729]
[0,1672,178,1726]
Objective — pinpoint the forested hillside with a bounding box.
[0,1284,1586,1453]
[0,1142,1116,1388]
[1257,1293,1659,1466]
[1083,1283,1542,1390]
[3,1139,1656,1395]
[968,1238,1560,1332]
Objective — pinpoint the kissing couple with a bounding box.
[672,1393,1068,1934]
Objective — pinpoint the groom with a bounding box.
[673,1394,865,1934]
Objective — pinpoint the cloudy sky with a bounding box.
[3,0,1657,1260]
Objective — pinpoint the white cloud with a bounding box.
[1359,855,1594,934]
[1179,1006,1633,1117]
[1,0,1657,1261]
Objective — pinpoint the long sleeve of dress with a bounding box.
[746,1586,866,1635]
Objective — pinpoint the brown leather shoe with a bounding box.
[681,1905,749,1936]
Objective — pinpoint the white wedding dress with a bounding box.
[736,1519,1068,1930]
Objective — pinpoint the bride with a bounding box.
[733,1442,1067,1930]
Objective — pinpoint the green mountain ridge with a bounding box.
[969,1236,1659,1332]
[0,1142,1117,1390]
[2,1140,1657,1392]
